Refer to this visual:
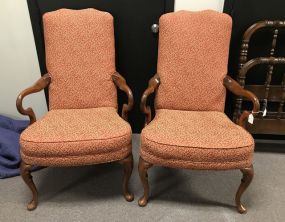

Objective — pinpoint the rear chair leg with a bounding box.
[138,157,153,207]
[20,161,38,210]
[235,164,254,214]
[118,153,134,202]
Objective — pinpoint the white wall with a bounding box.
[0,0,47,120]
[175,0,225,12]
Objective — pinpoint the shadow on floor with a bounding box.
[37,162,127,202]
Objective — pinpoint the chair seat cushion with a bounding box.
[20,107,131,166]
[141,109,254,170]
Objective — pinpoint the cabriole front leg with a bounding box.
[235,164,254,214]
[138,157,153,207]
[20,161,38,210]
[118,153,134,202]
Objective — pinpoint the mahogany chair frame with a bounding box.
[16,72,134,210]
[138,74,260,213]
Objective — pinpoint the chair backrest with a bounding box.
[43,8,117,110]
[155,10,232,112]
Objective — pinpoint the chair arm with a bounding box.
[140,74,160,126]
[223,75,260,128]
[112,72,134,121]
[16,74,51,125]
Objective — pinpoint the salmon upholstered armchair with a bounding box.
[138,10,260,213]
[16,9,134,210]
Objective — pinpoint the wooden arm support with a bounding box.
[16,74,51,125]
[223,75,260,128]
[112,72,134,121]
[140,74,160,126]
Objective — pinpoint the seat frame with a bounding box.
[16,72,134,210]
[138,73,260,214]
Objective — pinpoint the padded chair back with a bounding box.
[155,10,232,112]
[43,8,117,110]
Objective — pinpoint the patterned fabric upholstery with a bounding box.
[20,9,131,167]
[155,10,232,112]
[140,109,254,170]
[43,8,117,110]
[20,107,131,166]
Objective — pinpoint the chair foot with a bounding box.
[20,161,38,211]
[118,153,134,202]
[235,164,254,214]
[138,157,153,207]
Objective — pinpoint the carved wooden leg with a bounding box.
[235,164,254,214]
[20,161,38,211]
[138,157,153,207]
[118,153,134,202]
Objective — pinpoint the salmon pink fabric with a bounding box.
[21,9,132,167]
[20,107,131,166]
[155,10,232,111]
[141,109,254,170]
[43,8,117,110]
[141,11,254,170]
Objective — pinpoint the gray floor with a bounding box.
[1,134,285,222]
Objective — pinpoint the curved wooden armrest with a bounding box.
[112,72,134,121]
[223,75,260,128]
[140,74,160,126]
[16,74,51,125]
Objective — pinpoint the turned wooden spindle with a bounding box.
[262,29,279,118]
[277,73,285,119]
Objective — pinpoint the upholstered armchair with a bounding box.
[16,9,134,210]
[138,10,260,213]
